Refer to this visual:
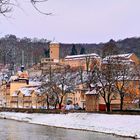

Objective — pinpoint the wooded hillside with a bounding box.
[0,35,139,69]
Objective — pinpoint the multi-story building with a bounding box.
[64,53,101,71]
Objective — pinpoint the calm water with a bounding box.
[0,119,132,140]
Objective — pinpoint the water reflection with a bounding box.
[0,119,132,140]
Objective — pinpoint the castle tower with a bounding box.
[49,42,60,62]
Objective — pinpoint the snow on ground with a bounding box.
[0,112,140,139]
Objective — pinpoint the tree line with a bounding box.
[0,35,49,70]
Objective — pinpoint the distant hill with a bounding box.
[116,37,140,58]
[60,37,140,58]
[0,35,49,69]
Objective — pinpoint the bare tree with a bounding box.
[96,63,117,112]
[86,57,118,112]
[0,0,12,16]
[0,0,51,16]
[133,64,140,108]
[36,63,55,109]
[36,81,54,109]
[77,62,85,84]
[51,69,77,109]
[114,59,133,111]
[85,56,90,74]
[38,68,77,109]
[31,0,52,15]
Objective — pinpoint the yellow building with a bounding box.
[10,80,29,97]
[8,69,43,108]
[0,81,10,107]
[119,79,140,108]
[64,84,87,109]
[85,90,99,112]
[10,86,46,108]
[50,42,61,62]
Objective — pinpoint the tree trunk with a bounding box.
[59,96,64,109]
[23,97,24,108]
[59,103,62,109]
[36,101,37,109]
[17,97,19,108]
[54,99,58,109]
[139,102,140,109]
[120,95,124,111]
[106,102,111,112]
[46,96,49,110]
[3,55,6,65]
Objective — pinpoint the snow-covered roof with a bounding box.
[112,53,133,58]
[117,75,140,81]
[34,88,43,95]
[19,88,34,96]
[102,59,134,64]
[58,84,69,91]
[65,53,100,60]
[85,89,99,95]
[103,53,133,61]
[9,76,19,81]
[102,53,134,65]
[12,91,19,96]
[29,81,42,86]
[132,99,139,104]
[50,41,59,45]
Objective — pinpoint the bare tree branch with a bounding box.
[31,0,52,15]
[0,0,12,16]
[0,0,51,16]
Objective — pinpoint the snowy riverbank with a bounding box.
[0,112,140,139]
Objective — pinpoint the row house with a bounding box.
[10,87,46,108]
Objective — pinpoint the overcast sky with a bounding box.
[0,0,140,43]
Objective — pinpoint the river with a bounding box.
[0,119,132,140]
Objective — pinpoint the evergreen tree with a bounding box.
[44,48,50,58]
[80,47,86,54]
[70,44,78,55]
